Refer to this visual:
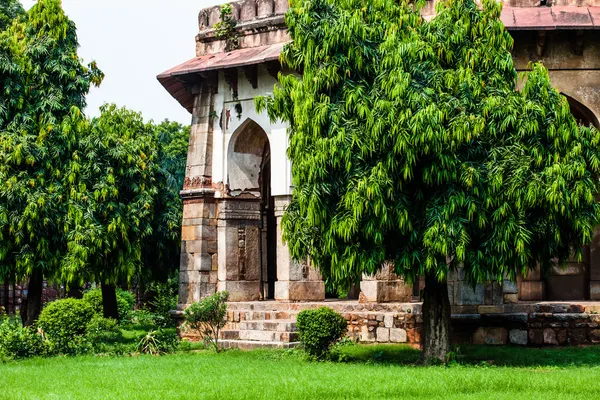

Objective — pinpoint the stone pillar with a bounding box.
[273,196,325,301]
[217,199,263,302]
[178,83,218,308]
[359,262,412,303]
[518,265,545,301]
[590,227,600,300]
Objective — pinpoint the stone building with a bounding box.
[159,0,600,347]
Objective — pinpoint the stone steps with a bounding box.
[220,339,301,350]
[220,316,299,349]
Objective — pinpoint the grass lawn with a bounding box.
[1,345,600,399]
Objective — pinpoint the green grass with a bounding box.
[1,345,600,399]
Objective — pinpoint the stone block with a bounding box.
[568,328,588,345]
[256,0,274,18]
[591,282,600,300]
[376,327,390,342]
[478,305,505,314]
[552,263,586,276]
[528,329,544,345]
[519,281,545,301]
[194,253,214,272]
[454,282,485,305]
[523,267,541,281]
[359,280,412,303]
[590,329,600,343]
[206,6,221,28]
[473,327,507,345]
[274,0,289,14]
[509,329,528,345]
[384,314,394,328]
[360,325,375,343]
[274,281,326,301]
[546,275,587,301]
[217,281,261,302]
[504,294,519,304]
[239,0,257,21]
[503,280,519,294]
[244,226,261,281]
[543,328,558,345]
[390,328,408,343]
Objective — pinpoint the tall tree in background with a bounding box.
[0,0,102,325]
[63,104,158,319]
[258,0,600,361]
[0,0,25,31]
[141,120,189,285]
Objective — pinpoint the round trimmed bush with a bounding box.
[37,298,95,355]
[296,307,348,359]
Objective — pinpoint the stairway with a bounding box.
[219,302,306,349]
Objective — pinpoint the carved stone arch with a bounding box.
[227,118,271,197]
[561,92,600,130]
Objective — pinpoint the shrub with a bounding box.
[296,307,348,359]
[184,291,229,352]
[0,318,46,359]
[147,282,177,328]
[37,298,95,355]
[86,316,121,345]
[137,328,179,355]
[82,288,134,321]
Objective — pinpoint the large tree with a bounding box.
[258,0,600,361]
[140,120,189,285]
[62,104,158,319]
[0,0,102,325]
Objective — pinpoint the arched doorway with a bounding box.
[544,95,600,301]
[227,119,277,300]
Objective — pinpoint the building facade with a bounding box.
[159,0,600,347]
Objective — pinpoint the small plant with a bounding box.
[184,291,229,352]
[137,328,179,355]
[0,318,46,360]
[147,282,177,328]
[296,307,347,360]
[86,316,121,346]
[214,4,238,51]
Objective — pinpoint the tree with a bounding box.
[140,120,189,285]
[62,104,158,320]
[0,0,102,325]
[0,0,25,32]
[257,0,600,362]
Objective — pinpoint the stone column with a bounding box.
[273,196,325,301]
[359,262,412,303]
[216,199,263,302]
[518,265,545,301]
[178,83,218,308]
[590,227,600,300]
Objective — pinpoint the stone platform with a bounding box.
[176,300,600,349]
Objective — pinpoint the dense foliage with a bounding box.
[0,0,25,31]
[0,0,103,325]
[82,288,134,321]
[296,307,347,359]
[184,291,229,352]
[258,0,600,361]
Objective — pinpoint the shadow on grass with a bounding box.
[331,343,600,367]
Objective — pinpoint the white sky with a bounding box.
[22,0,223,124]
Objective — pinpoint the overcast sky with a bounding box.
[21,0,223,124]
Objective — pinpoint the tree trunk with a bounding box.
[23,269,43,327]
[67,284,83,299]
[101,284,119,320]
[422,272,451,363]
